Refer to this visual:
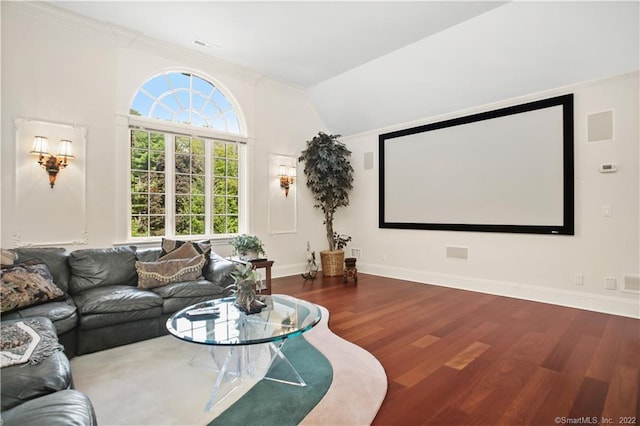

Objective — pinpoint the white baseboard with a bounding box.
[273,262,639,319]
[360,263,640,319]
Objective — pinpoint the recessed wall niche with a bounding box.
[13,118,87,247]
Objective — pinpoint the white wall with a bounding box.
[1,3,326,272]
[339,72,639,318]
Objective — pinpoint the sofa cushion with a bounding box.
[136,255,206,289]
[136,247,162,263]
[203,252,236,286]
[74,285,163,315]
[69,246,137,293]
[13,248,71,293]
[79,307,162,330]
[151,278,226,299]
[1,260,65,314]
[1,389,97,426]
[1,296,78,335]
[1,318,71,411]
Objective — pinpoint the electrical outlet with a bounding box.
[574,274,584,286]
[351,248,362,259]
[605,276,617,290]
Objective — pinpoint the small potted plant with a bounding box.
[226,262,265,314]
[229,234,265,260]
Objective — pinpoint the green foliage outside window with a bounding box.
[129,130,240,237]
[131,130,166,237]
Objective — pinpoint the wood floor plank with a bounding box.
[602,365,639,419]
[271,273,640,425]
[568,377,609,419]
[444,341,491,371]
[586,315,626,381]
[496,366,561,425]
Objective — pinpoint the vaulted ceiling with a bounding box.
[49,1,639,135]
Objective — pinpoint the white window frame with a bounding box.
[127,116,248,242]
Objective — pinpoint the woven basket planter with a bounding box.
[320,250,345,277]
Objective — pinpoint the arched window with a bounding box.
[128,71,245,239]
[130,71,240,133]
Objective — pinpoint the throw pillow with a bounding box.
[160,238,211,261]
[160,239,211,275]
[1,249,16,266]
[136,254,206,289]
[159,241,200,261]
[1,260,65,314]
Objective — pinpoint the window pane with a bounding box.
[175,154,190,173]
[191,176,205,195]
[150,216,165,236]
[192,155,205,174]
[227,144,238,159]
[227,178,238,196]
[176,195,189,214]
[192,139,205,155]
[149,151,165,171]
[131,149,148,171]
[150,133,165,150]
[131,130,148,149]
[131,216,148,237]
[176,216,190,235]
[175,136,190,154]
[192,196,205,214]
[227,197,238,214]
[175,175,190,194]
[149,172,165,193]
[227,159,238,178]
[131,194,148,214]
[213,196,225,215]
[214,158,226,176]
[131,171,148,193]
[149,194,165,214]
[213,216,226,234]
[227,216,238,234]
[191,216,205,234]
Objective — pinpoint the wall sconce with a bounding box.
[278,164,296,197]
[30,136,75,188]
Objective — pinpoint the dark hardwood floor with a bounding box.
[272,273,640,425]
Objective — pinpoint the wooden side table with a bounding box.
[230,257,274,295]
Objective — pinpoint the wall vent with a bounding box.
[446,246,468,260]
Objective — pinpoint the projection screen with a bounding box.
[379,94,574,235]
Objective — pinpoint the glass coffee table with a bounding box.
[166,294,322,411]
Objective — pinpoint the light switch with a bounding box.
[602,205,612,217]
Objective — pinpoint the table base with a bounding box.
[201,339,306,412]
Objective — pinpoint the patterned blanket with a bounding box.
[1,319,62,368]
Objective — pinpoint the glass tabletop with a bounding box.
[166,294,322,346]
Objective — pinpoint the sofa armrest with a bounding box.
[203,253,235,286]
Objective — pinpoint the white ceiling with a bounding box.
[51,1,506,88]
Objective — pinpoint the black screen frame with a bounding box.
[378,94,574,235]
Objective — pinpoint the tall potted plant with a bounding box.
[298,132,354,276]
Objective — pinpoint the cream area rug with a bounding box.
[70,305,387,425]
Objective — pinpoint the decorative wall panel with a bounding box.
[13,118,87,247]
